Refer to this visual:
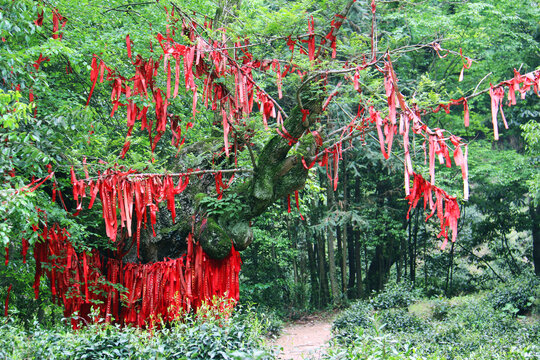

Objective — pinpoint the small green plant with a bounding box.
[199,193,250,220]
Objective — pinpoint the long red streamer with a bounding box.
[31,222,241,329]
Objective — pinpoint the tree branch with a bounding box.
[103,2,156,14]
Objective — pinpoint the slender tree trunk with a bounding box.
[337,225,342,280]
[300,225,307,306]
[445,242,455,297]
[253,240,260,283]
[327,228,339,305]
[532,203,540,276]
[307,241,319,307]
[341,153,349,297]
[364,243,369,281]
[286,215,300,306]
[316,233,330,307]
[410,207,420,284]
[502,233,520,275]
[423,223,428,286]
[408,212,414,283]
[341,215,348,298]
[449,242,455,294]
[397,242,402,283]
[347,227,356,298]
[326,182,339,305]
[403,231,408,280]
[355,235,363,298]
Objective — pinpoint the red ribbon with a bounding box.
[4,285,12,317]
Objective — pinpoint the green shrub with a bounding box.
[233,305,283,338]
[332,300,374,333]
[325,330,435,360]
[0,306,276,360]
[447,297,519,334]
[379,309,426,333]
[431,297,452,320]
[370,281,420,310]
[328,292,540,360]
[487,274,540,315]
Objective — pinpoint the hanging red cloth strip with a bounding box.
[4,284,12,317]
[31,220,242,329]
[406,173,460,250]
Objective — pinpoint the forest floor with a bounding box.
[271,312,335,360]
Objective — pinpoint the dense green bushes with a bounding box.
[0,306,276,360]
[487,274,540,315]
[370,281,421,310]
[332,301,374,332]
[327,283,540,360]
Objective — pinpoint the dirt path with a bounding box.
[271,315,334,360]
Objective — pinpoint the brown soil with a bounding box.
[271,314,334,360]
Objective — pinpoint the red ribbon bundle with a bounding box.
[32,222,241,329]
[406,173,460,249]
[71,169,190,258]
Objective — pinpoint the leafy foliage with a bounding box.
[487,274,540,315]
[328,291,540,360]
[0,306,275,360]
[332,300,374,333]
[370,281,420,310]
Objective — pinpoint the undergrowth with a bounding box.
[0,301,277,360]
[327,277,540,360]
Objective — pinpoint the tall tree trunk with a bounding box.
[316,233,330,307]
[396,245,402,283]
[327,230,339,305]
[354,234,363,298]
[445,242,455,296]
[307,241,319,307]
[299,225,307,307]
[337,225,342,277]
[366,237,400,292]
[403,230,408,280]
[286,214,300,306]
[532,203,540,276]
[347,226,356,298]
[341,220,348,298]
[410,207,420,284]
[341,153,349,298]
[366,245,385,292]
[327,183,339,305]
[423,222,428,287]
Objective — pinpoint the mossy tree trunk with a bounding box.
[134,2,356,261]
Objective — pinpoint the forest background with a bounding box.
[0,0,539,358]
